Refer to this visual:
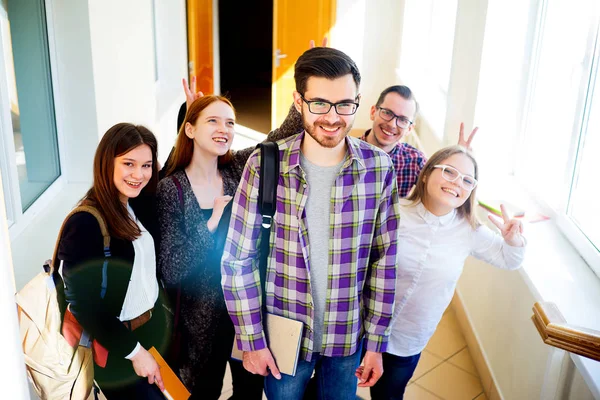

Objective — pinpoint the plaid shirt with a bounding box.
[362,130,427,198]
[221,132,400,361]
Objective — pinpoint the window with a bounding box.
[568,55,600,257]
[518,0,600,274]
[398,0,458,136]
[0,0,60,217]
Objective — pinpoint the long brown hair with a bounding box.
[81,123,159,241]
[407,145,480,229]
[164,95,235,177]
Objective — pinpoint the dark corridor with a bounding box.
[219,0,273,133]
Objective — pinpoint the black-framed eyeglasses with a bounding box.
[377,107,413,129]
[300,95,359,115]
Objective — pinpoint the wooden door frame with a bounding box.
[271,0,337,130]
[187,0,214,94]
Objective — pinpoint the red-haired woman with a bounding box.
[157,90,297,398]
[58,123,169,398]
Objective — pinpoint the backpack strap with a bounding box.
[257,142,280,228]
[256,142,279,311]
[50,206,112,300]
[171,175,185,209]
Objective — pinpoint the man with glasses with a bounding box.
[282,84,478,199]
[221,47,400,399]
[365,85,426,197]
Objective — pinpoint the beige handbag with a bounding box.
[15,206,108,399]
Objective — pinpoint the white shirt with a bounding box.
[120,204,159,358]
[387,200,526,357]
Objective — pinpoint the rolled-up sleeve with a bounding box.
[221,149,268,351]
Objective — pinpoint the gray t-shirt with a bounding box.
[299,152,344,352]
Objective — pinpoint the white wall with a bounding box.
[88,1,156,135]
[87,0,186,162]
[332,0,405,130]
[0,164,29,399]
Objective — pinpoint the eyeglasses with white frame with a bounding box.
[433,164,478,191]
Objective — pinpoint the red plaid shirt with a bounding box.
[362,129,427,198]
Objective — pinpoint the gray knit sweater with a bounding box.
[155,105,302,387]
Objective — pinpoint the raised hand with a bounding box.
[206,195,233,232]
[458,122,479,150]
[243,348,282,379]
[309,37,328,49]
[182,76,204,110]
[488,204,525,247]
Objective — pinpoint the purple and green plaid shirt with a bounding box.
[221,132,400,361]
[362,129,427,198]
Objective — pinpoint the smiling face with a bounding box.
[113,144,153,204]
[293,74,358,149]
[423,153,476,216]
[185,100,235,158]
[368,92,416,152]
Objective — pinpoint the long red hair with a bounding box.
[164,95,235,177]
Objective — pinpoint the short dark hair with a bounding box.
[376,85,419,115]
[294,47,361,95]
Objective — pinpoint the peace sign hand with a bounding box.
[182,76,204,111]
[458,122,479,150]
[309,37,328,49]
[488,204,525,247]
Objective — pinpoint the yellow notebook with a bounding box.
[149,347,191,400]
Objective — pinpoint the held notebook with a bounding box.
[231,313,304,376]
[148,347,190,400]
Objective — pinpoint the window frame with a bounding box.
[516,0,600,277]
[557,22,600,275]
[0,0,66,239]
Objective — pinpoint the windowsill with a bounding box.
[8,176,66,241]
[477,176,600,397]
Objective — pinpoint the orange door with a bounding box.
[272,0,336,130]
[187,0,214,94]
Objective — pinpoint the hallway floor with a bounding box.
[88,307,486,400]
[216,307,487,400]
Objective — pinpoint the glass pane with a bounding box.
[519,0,597,209]
[569,49,600,250]
[3,0,60,211]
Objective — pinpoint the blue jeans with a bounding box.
[369,352,421,400]
[265,347,363,400]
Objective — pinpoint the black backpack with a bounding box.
[166,141,279,364]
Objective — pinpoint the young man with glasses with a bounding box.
[282,84,478,199]
[221,47,400,399]
[364,85,426,197]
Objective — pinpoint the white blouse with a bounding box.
[119,204,159,322]
[387,200,526,357]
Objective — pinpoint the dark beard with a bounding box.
[302,111,352,149]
